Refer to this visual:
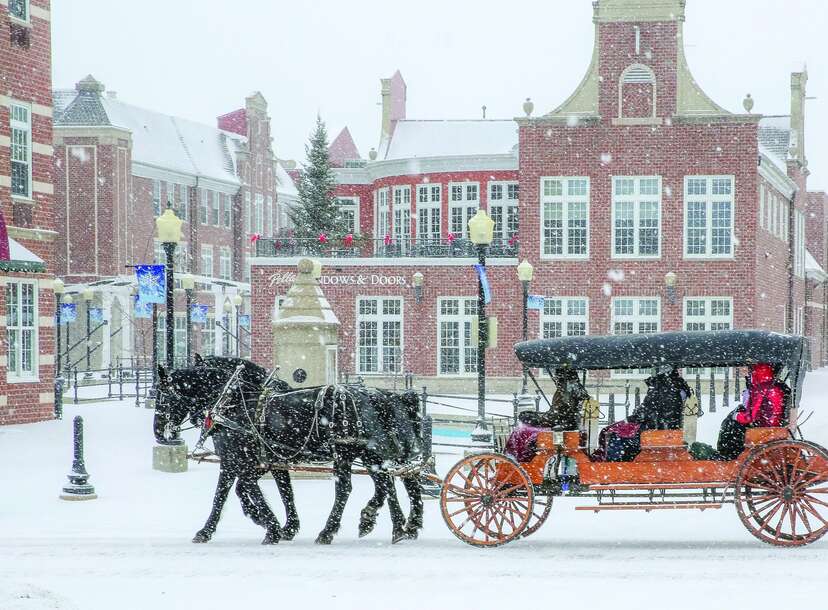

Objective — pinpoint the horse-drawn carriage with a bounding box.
[439,330,828,547]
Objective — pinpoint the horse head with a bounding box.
[153,365,231,444]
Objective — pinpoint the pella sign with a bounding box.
[269,272,409,288]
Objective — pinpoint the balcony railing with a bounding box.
[254,237,518,259]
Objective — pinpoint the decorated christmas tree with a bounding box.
[290,116,339,240]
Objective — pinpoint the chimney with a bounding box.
[380,70,407,141]
[790,69,808,167]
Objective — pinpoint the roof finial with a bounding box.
[523,97,534,117]
[743,93,754,113]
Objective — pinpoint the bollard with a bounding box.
[419,413,440,497]
[634,386,641,411]
[695,373,702,408]
[709,370,717,413]
[107,366,113,398]
[723,368,730,410]
[734,368,741,403]
[607,393,616,424]
[60,416,97,501]
[118,363,124,401]
[135,368,141,408]
[54,375,64,420]
[421,386,429,418]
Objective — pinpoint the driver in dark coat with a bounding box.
[519,368,590,430]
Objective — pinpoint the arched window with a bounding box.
[618,63,657,120]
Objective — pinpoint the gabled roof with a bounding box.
[382,120,518,160]
[759,115,792,173]
[328,127,361,167]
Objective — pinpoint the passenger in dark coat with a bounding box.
[628,368,690,431]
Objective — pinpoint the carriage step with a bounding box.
[588,482,731,491]
[575,503,723,513]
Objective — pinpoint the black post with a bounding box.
[521,279,529,395]
[65,317,70,374]
[85,297,92,370]
[185,287,193,366]
[73,368,79,405]
[54,376,64,421]
[223,311,230,357]
[55,294,62,377]
[608,393,616,424]
[235,305,241,357]
[472,244,489,443]
[734,367,741,403]
[709,370,716,413]
[60,416,96,499]
[723,367,730,410]
[695,373,702,407]
[151,303,158,397]
[163,241,176,371]
[512,393,520,425]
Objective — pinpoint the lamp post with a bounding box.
[181,274,195,365]
[517,259,534,395]
[233,293,243,357]
[413,272,424,304]
[54,279,64,376]
[468,209,495,444]
[62,293,73,373]
[223,298,232,356]
[83,287,94,372]
[155,206,183,371]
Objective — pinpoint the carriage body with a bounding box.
[440,330,828,547]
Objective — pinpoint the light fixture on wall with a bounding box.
[412,272,424,304]
[665,271,678,305]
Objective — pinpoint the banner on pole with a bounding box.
[191,304,208,324]
[89,307,105,324]
[60,303,77,324]
[527,295,545,311]
[134,295,153,319]
[134,264,166,305]
[473,263,492,305]
[238,314,251,329]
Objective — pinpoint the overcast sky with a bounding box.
[53,0,828,189]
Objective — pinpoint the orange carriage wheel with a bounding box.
[520,495,553,539]
[735,440,828,547]
[440,453,533,547]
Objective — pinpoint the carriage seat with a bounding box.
[634,430,692,462]
[744,427,789,447]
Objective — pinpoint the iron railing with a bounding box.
[254,237,518,259]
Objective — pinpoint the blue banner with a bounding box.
[473,264,492,305]
[135,264,166,305]
[191,304,208,324]
[60,303,77,324]
[89,307,105,324]
[134,295,153,319]
[527,295,545,311]
[238,314,251,329]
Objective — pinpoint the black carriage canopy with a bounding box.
[515,330,808,407]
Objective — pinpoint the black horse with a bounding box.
[153,359,424,544]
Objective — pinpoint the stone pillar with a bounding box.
[273,259,340,387]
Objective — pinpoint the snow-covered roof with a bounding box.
[806,250,827,281]
[8,238,44,264]
[275,162,299,201]
[383,120,518,160]
[759,115,792,173]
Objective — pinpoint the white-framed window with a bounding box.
[541,297,589,338]
[336,197,360,235]
[223,194,233,229]
[6,280,37,381]
[540,177,589,259]
[393,186,412,248]
[612,176,661,258]
[157,315,187,365]
[9,101,32,199]
[416,183,441,241]
[212,192,221,226]
[357,297,403,374]
[255,194,264,234]
[489,181,519,242]
[449,182,479,238]
[202,316,216,356]
[244,191,252,233]
[265,196,273,236]
[684,176,734,258]
[375,188,390,240]
[219,247,232,280]
[794,306,805,336]
[201,244,213,276]
[684,297,733,331]
[794,209,805,278]
[199,190,209,225]
[152,179,162,216]
[612,297,661,335]
[8,0,29,22]
[176,184,188,221]
[438,297,478,376]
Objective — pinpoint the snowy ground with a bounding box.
[2,374,828,609]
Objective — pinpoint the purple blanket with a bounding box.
[505,423,549,463]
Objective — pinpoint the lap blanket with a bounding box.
[592,420,642,462]
[505,423,549,463]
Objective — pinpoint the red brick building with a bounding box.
[0,0,58,424]
[52,81,298,368]
[251,0,827,391]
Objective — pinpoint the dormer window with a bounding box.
[618,63,657,122]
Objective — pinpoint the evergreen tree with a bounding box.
[289,115,339,240]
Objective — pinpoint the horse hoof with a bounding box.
[282,524,299,541]
[391,529,408,544]
[192,531,212,543]
[358,521,376,538]
[315,532,334,545]
[405,527,419,540]
[262,529,282,545]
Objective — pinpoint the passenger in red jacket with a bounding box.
[736,363,786,427]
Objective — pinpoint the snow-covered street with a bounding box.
[3,372,828,610]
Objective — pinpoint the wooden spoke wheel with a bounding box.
[735,440,828,547]
[440,453,533,547]
[520,495,553,539]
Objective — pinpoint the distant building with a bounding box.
[251,0,828,391]
[0,0,57,425]
[52,81,298,368]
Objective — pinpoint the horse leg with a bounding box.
[315,457,353,545]
[235,475,282,545]
[402,475,424,538]
[377,471,408,544]
[272,468,300,541]
[193,467,235,543]
[358,473,387,538]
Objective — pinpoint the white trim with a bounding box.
[368,154,517,181]
[758,155,797,199]
[539,176,590,260]
[5,279,40,383]
[683,175,736,260]
[131,162,240,192]
[448,181,480,238]
[355,296,404,375]
[9,100,32,200]
[437,296,478,378]
[336,196,361,235]
[416,182,442,241]
[540,296,590,338]
[251,256,519,268]
[610,296,661,378]
[682,296,733,331]
[611,176,662,259]
[488,180,520,242]
[30,3,49,21]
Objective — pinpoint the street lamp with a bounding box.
[517,259,534,395]
[412,272,424,304]
[181,273,195,365]
[665,271,678,305]
[83,287,94,373]
[62,293,73,376]
[155,205,183,370]
[233,293,243,357]
[468,209,495,444]
[54,279,64,376]
[223,297,232,356]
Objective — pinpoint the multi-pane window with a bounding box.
[612,298,660,335]
[9,0,29,21]
[357,297,403,374]
[684,297,732,332]
[6,281,37,380]
[489,182,519,242]
[199,190,209,225]
[794,209,805,278]
[245,192,252,233]
[202,317,216,356]
[541,177,589,258]
[393,186,412,248]
[211,193,221,226]
[10,103,31,199]
[541,298,589,338]
[417,184,441,241]
[219,248,232,280]
[684,176,734,257]
[255,194,264,234]
[152,180,162,216]
[336,197,359,234]
[201,244,213,276]
[223,195,232,228]
[449,183,479,238]
[375,188,390,240]
[176,184,188,221]
[157,315,187,365]
[438,298,478,376]
[612,177,661,257]
[266,196,273,237]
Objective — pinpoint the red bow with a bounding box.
[343,234,354,247]
[318,233,328,244]
[384,234,392,246]
[447,232,456,243]
[250,233,261,244]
